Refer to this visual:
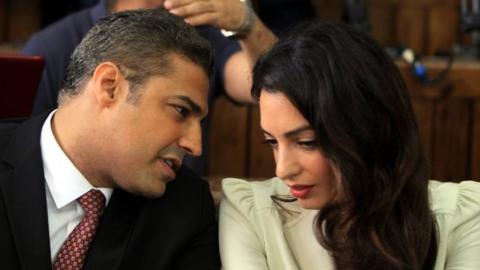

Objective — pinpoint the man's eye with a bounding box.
[262,138,278,148]
[173,105,190,118]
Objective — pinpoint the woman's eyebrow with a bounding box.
[261,125,313,138]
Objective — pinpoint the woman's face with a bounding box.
[259,90,338,209]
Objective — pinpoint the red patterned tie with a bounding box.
[53,189,106,270]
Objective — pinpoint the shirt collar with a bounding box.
[41,110,113,209]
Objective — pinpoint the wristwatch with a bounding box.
[221,0,255,39]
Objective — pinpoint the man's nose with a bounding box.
[178,122,202,157]
[275,147,301,180]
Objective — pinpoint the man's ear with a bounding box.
[92,62,125,107]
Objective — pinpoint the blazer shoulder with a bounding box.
[0,113,49,169]
[222,177,289,210]
[0,119,25,157]
[173,166,209,189]
[160,165,213,208]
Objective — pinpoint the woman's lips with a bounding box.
[289,185,314,199]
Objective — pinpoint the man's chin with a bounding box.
[130,183,167,199]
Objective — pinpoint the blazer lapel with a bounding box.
[0,113,52,270]
[83,189,144,270]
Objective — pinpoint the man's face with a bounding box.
[102,55,209,198]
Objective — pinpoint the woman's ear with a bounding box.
[91,62,125,107]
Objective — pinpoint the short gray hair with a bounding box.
[59,8,213,104]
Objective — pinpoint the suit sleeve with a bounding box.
[219,178,269,270]
[173,180,221,270]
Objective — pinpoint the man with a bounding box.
[21,0,277,174]
[1,9,219,269]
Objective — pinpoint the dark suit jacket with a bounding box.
[0,113,221,270]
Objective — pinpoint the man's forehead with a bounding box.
[142,53,209,114]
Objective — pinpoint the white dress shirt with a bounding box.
[40,110,113,262]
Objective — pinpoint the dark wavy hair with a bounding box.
[252,20,437,270]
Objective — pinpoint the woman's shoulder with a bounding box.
[220,177,307,233]
[428,180,480,267]
[428,180,480,226]
[221,177,289,210]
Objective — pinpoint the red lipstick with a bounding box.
[289,185,314,199]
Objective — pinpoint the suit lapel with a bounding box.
[0,113,52,270]
[83,189,144,270]
[0,113,148,270]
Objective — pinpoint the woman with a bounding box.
[219,21,480,270]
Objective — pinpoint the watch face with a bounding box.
[220,0,253,39]
[221,29,237,37]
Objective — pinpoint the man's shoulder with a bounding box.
[21,8,94,55]
[0,114,49,167]
[0,118,27,174]
[132,166,215,231]
[166,165,210,196]
[0,118,26,151]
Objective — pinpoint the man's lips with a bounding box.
[289,185,314,199]
[157,157,180,180]
[158,156,181,170]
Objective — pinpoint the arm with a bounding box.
[218,188,269,270]
[164,0,277,104]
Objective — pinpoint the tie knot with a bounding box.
[78,189,105,217]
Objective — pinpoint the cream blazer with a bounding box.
[219,178,480,270]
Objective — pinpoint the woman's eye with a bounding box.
[297,140,317,149]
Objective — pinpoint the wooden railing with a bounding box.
[399,58,480,181]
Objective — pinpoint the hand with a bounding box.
[164,0,249,31]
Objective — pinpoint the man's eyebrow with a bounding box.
[262,125,313,138]
[174,95,202,114]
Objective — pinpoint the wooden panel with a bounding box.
[472,101,480,179]
[398,60,480,99]
[427,4,459,55]
[431,99,470,181]
[368,0,394,46]
[398,0,458,5]
[411,99,435,164]
[0,0,6,42]
[399,58,479,180]
[208,96,248,178]
[394,3,426,53]
[248,106,276,179]
[311,0,462,57]
[310,0,344,22]
[7,0,41,42]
